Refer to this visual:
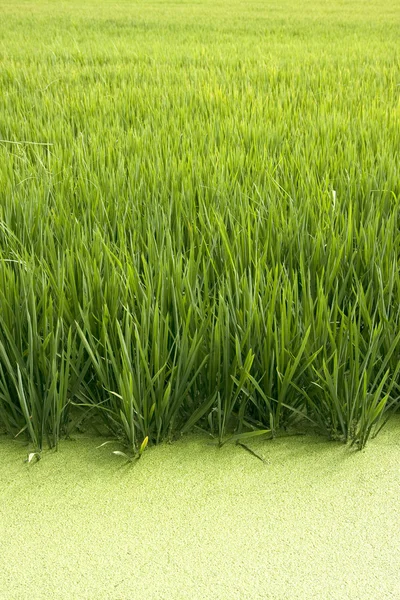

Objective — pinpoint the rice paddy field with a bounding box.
[0,0,399,456]
[1,1,400,598]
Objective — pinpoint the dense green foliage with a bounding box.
[0,0,399,453]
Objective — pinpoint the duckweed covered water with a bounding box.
[1,417,400,599]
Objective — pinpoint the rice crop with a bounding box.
[0,0,399,456]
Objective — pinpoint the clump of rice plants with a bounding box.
[0,0,399,456]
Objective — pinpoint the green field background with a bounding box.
[0,0,399,453]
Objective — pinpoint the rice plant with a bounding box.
[0,0,399,455]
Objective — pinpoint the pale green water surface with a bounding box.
[1,419,400,599]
